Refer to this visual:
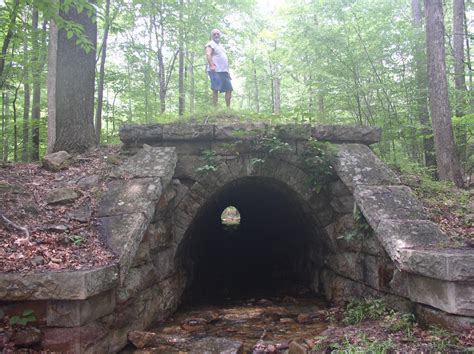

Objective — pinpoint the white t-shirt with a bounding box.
[206,40,229,72]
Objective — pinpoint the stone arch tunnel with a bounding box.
[178,176,326,301]
[2,123,473,353]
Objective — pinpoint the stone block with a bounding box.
[415,303,474,332]
[322,269,413,312]
[362,254,395,291]
[326,252,363,282]
[116,263,156,304]
[167,141,212,156]
[131,233,151,268]
[214,122,266,140]
[312,125,382,144]
[354,185,427,231]
[190,337,244,354]
[0,265,118,300]
[321,269,366,305]
[97,178,161,219]
[271,123,311,141]
[47,290,116,327]
[151,246,178,282]
[174,154,201,180]
[334,144,400,192]
[407,274,474,316]
[361,233,386,257]
[388,269,410,298]
[162,123,214,141]
[329,195,354,213]
[110,146,177,184]
[329,179,352,197]
[399,248,474,281]
[119,124,163,146]
[42,320,109,353]
[98,213,149,284]
[376,219,447,264]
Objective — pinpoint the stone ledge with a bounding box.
[399,248,474,281]
[0,264,118,301]
[407,274,474,316]
[334,144,400,192]
[375,219,447,265]
[354,185,427,231]
[312,125,381,144]
[99,213,149,284]
[120,123,382,146]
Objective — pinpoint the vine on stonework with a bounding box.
[301,138,337,192]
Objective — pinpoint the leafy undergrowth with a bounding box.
[398,173,474,247]
[313,299,474,352]
[0,147,119,273]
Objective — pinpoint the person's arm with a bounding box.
[205,46,216,71]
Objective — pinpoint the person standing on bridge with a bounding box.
[205,28,233,108]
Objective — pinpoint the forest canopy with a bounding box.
[0,0,472,186]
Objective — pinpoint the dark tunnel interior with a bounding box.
[179,177,326,303]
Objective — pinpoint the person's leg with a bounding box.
[213,90,219,107]
[225,90,232,108]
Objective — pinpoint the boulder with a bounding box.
[42,151,71,171]
[190,337,243,354]
[45,188,79,205]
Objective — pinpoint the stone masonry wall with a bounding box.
[1,123,473,353]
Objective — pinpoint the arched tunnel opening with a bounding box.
[178,177,327,303]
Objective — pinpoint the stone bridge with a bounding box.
[1,123,473,352]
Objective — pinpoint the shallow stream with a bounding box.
[126,294,329,353]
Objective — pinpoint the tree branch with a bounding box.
[0,211,30,239]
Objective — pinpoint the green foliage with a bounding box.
[429,325,457,352]
[67,234,84,246]
[259,136,291,155]
[10,309,36,326]
[385,312,415,337]
[336,334,394,353]
[195,149,219,174]
[343,298,388,325]
[343,206,372,241]
[301,138,337,192]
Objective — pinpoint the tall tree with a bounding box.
[30,9,42,161]
[424,0,464,187]
[178,0,185,116]
[22,17,30,162]
[0,0,20,90]
[95,0,111,145]
[411,0,435,168]
[47,2,97,153]
[453,0,468,116]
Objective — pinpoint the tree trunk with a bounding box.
[424,0,464,187]
[22,24,30,162]
[12,84,19,161]
[252,63,260,113]
[453,0,468,165]
[31,10,43,161]
[412,0,436,168]
[189,52,195,113]
[2,93,9,161]
[453,0,467,116]
[47,1,97,153]
[0,0,20,90]
[178,0,185,116]
[465,11,473,107]
[95,0,111,145]
[273,77,281,114]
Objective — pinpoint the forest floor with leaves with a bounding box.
[0,147,122,273]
